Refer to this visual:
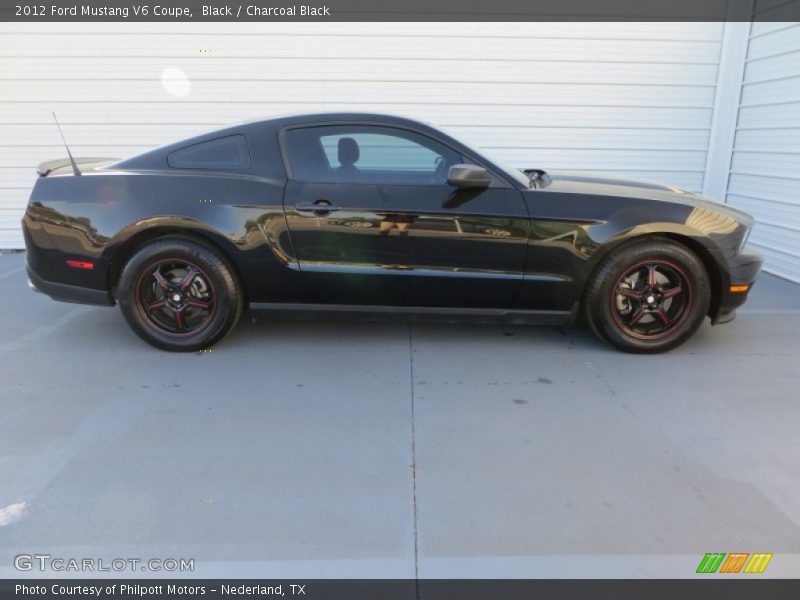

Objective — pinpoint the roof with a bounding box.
[241,111,432,129]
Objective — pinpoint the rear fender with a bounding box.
[101,216,246,292]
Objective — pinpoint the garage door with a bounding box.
[726,22,800,283]
[0,22,725,249]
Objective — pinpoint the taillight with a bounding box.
[66,260,94,270]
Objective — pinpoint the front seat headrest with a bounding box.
[338,137,360,166]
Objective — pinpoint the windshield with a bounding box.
[435,124,532,188]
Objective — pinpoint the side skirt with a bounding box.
[248,302,578,326]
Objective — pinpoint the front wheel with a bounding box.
[117,238,243,352]
[584,238,710,353]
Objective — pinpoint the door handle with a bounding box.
[296,200,341,214]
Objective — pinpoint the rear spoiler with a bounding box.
[37,157,118,177]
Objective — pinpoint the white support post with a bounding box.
[702,18,752,202]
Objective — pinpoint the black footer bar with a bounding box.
[2,579,800,600]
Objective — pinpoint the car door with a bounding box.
[280,123,528,308]
[401,182,529,308]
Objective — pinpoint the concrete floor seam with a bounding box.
[409,323,420,591]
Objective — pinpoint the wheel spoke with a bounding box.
[617,286,640,300]
[655,307,670,325]
[629,307,646,324]
[647,264,658,287]
[187,299,211,309]
[661,284,683,299]
[179,267,198,290]
[146,298,166,312]
[174,308,185,330]
[153,268,169,289]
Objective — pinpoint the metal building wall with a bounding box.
[0,22,726,248]
[726,22,800,282]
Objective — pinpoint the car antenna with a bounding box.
[52,111,81,176]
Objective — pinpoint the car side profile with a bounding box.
[23,113,762,353]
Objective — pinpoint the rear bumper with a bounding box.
[711,245,762,325]
[27,263,114,306]
[23,213,114,307]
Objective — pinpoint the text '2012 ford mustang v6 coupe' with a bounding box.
[23,113,762,353]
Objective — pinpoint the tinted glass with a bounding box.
[168,135,251,170]
[284,125,461,185]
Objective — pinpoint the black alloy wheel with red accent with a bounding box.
[117,238,243,352]
[136,258,216,336]
[584,238,710,353]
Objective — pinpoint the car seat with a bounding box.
[336,137,360,179]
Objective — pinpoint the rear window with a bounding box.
[168,135,251,170]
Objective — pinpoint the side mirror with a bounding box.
[447,164,492,188]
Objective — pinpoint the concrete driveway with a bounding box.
[1,250,799,578]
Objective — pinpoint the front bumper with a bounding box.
[711,245,763,325]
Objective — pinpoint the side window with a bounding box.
[284,125,461,185]
[168,135,251,170]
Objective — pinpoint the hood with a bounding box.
[542,170,754,227]
[546,171,683,193]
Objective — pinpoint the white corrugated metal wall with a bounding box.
[726,22,800,282]
[0,22,725,247]
[0,22,796,283]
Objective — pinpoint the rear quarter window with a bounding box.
[168,135,251,170]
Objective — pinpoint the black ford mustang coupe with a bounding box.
[23,113,762,353]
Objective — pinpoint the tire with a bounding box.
[583,237,710,353]
[117,237,243,352]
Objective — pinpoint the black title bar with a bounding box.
[3,0,800,21]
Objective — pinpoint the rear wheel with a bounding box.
[117,238,243,351]
[584,238,710,353]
